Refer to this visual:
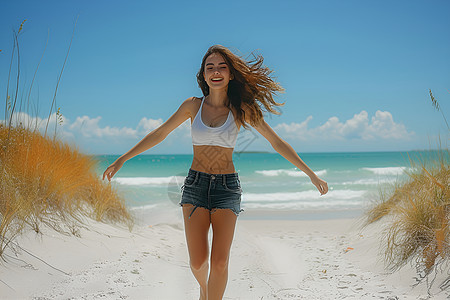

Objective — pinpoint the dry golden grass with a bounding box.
[365,149,449,274]
[0,124,133,259]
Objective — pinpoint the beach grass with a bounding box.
[0,124,133,260]
[365,90,449,286]
[365,149,449,276]
[0,19,133,261]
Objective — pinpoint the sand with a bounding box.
[1,211,449,300]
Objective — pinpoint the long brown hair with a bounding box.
[196,45,285,129]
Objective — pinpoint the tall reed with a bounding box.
[365,90,449,292]
[0,20,133,260]
[366,151,449,270]
[0,125,133,259]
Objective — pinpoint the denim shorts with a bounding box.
[178,168,244,219]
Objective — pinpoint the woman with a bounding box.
[103,45,328,300]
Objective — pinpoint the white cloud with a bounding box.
[2,110,416,153]
[274,110,414,142]
[5,110,413,143]
[339,111,369,139]
[69,116,138,139]
[367,110,410,139]
[3,111,70,135]
[2,113,168,140]
[137,117,164,135]
[276,116,312,133]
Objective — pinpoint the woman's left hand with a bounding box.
[310,175,328,195]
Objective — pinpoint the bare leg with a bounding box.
[208,209,238,300]
[181,204,211,300]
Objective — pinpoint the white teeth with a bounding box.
[211,78,223,81]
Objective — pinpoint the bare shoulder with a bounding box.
[180,96,202,118]
[186,96,202,107]
[183,96,200,106]
[190,96,203,104]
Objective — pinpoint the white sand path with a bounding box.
[1,216,449,299]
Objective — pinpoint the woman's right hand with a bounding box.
[310,174,329,196]
[102,159,124,182]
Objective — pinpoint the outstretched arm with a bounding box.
[249,114,328,195]
[103,97,194,181]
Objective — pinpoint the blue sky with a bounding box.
[1,0,449,154]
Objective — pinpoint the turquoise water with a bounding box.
[94,151,446,221]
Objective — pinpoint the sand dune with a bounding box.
[1,213,448,299]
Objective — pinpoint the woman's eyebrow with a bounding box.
[206,62,227,66]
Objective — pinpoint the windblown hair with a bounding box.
[196,45,285,129]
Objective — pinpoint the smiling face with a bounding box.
[203,53,233,91]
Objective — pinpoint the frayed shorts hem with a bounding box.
[179,202,244,219]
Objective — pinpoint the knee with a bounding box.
[210,256,229,273]
[190,256,209,271]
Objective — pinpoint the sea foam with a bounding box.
[255,169,327,177]
[242,189,365,202]
[114,176,184,186]
[361,167,408,175]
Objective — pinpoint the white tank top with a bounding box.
[191,96,239,148]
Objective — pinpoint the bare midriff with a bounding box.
[191,145,236,174]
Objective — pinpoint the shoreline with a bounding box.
[129,201,367,226]
[238,207,365,221]
[1,212,448,299]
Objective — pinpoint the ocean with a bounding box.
[95,151,443,223]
